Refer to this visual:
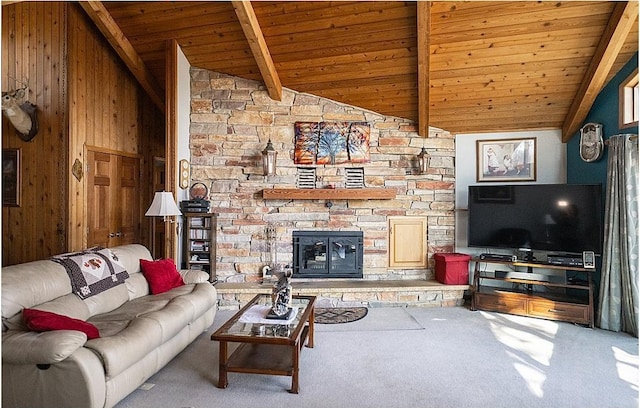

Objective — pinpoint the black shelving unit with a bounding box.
[183,212,217,283]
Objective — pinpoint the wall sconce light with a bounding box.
[262,139,277,176]
[417,147,430,175]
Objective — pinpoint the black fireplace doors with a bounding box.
[293,231,363,279]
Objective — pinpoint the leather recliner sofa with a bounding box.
[1,244,217,408]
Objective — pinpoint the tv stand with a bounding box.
[471,258,595,327]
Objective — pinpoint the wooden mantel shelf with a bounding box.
[262,188,396,200]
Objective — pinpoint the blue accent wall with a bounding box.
[565,53,638,293]
[567,52,639,186]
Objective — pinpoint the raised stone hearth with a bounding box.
[216,280,469,310]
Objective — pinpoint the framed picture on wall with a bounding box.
[3,148,21,207]
[476,138,536,182]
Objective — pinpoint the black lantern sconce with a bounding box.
[262,139,277,176]
[417,146,430,175]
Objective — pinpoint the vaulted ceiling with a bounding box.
[83,1,638,141]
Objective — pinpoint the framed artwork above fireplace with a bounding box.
[294,121,370,165]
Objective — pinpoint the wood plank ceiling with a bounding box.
[100,1,638,140]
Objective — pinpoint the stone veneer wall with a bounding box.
[189,68,455,284]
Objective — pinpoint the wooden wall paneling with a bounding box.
[75,4,143,153]
[68,3,162,249]
[2,2,68,265]
[24,2,36,260]
[100,35,110,149]
[41,1,66,256]
[119,63,130,151]
[2,2,163,263]
[129,79,141,150]
[78,1,166,113]
[138,94,166,253]
[68,4,88,251]
[12,3,31,259]
[90,17,100,149]
[110,50,119,150]
[124,78,134,149]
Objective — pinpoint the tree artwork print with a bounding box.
[294,121,370,165]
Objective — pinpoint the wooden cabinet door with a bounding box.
[87,150,140,248]
[388,216,427,268]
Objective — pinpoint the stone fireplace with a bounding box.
[189,68,457,285]
[293,231,363,279]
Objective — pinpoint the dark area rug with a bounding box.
[314,307,368,324]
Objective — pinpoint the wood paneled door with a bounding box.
[87,148,141,248]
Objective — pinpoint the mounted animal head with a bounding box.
[2,86,38,142]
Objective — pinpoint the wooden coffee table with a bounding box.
[211,294,316,393]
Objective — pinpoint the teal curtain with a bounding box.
[598,134,639,336]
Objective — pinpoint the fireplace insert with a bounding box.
[293,231,363,278]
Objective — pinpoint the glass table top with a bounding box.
[213,294,314,340]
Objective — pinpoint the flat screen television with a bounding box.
[468,184,603,255]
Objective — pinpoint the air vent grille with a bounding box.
[345,167,365,188]
[296,167,316,189]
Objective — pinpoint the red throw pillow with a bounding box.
[140,258,185,295]
[22,308,100,340]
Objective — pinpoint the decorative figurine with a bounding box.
[268,267,293,319]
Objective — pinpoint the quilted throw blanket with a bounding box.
[52,247,129,300]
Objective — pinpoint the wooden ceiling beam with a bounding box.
[232,1,282,101]
[417,1,430,137]
[78,1,165,113]
[562,1,638,142]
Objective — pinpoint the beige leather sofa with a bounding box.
[1,244,217,408]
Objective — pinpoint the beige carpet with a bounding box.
[115,306,638,408]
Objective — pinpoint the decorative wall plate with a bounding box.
[579,123,604,162]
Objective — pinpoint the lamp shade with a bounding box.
[145,192,182,217]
